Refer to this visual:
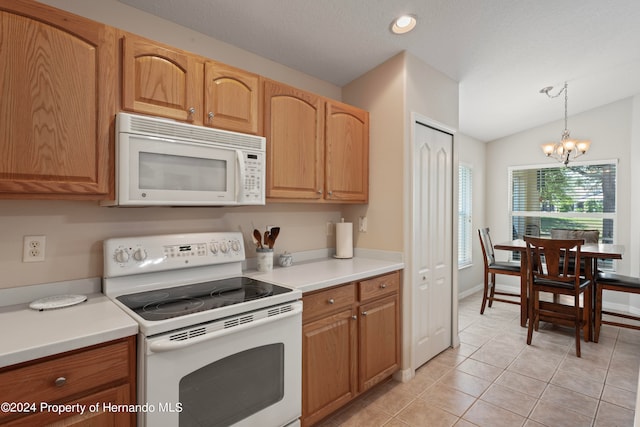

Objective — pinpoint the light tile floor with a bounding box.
[316,291,639,427]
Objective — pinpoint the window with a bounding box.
[509,161,617,267]
[458,164,473,268]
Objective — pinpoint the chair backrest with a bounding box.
[550,228,599,244]
[478,228,495,265]
[525,224,540,237]
[524,236,584,288]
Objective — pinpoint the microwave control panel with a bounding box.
[241,152,265,204]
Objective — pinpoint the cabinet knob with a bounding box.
[328,191,333,196]
[352,315,357,320]
[361,311,368,316]
[208,111,214,120]
[380,283,387,289]
[188,107,196,115]
[54,377,67,387]
[317,189,323,195]
[328,298,335,304]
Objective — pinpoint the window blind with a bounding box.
[458,164,473,268]
[509,161,617,267]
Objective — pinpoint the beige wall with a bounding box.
[1,0,352,289]
[0,201,343,288]
[341,53,406,252]
[456,133,487,295]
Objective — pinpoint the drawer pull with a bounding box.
[328,298,335,305]
[54,377,67,387]
[380,283,387,289]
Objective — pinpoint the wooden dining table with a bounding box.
[493,238,624,339]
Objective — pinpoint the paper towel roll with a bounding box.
[335,221,353,259]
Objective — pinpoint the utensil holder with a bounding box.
[256,249,274,272]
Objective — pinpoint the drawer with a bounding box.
[359,271,400,302]
[303,283,356,322]
[0,339,131,409]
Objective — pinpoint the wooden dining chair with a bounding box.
[478,228,521,314]
[551,228,600,277]
[594,272,640,342]
[524,236,591,357]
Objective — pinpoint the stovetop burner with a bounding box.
[116,277,292,321]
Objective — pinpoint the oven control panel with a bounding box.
[104,232,245,277]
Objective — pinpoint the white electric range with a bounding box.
[103,231,302,427]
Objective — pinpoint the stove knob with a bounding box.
[210,242,218,254]
[132,248,147,261]
[114,249,130,263]
[231,240,241,252]
[219,242,229,253]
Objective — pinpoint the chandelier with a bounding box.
[539,82,591,166]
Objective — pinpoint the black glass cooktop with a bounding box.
[116,277,292,321]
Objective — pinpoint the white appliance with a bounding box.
[103,113,266,206]
[103,232,302,427]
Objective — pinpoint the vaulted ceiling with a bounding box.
[120,0,640,141]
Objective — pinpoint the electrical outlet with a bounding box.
[358,216,368,232]
[23,235,46,262]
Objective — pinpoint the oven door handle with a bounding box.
[147,302,302,353]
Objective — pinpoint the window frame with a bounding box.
[507,159,619,267]
[458,162,473,269]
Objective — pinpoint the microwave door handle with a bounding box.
[236,149,245,203]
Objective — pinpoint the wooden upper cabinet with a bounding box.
[121,33,204,123]
[204,62,261,134]
[264,79,324,200]
[325,101,369,202]
[0,0,116,198]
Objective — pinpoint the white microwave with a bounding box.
[103,113,265,207]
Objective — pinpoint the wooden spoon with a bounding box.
[253,229,263,249]
[268,227,280,249]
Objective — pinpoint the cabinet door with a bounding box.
[325,101,369,202]
[264,80,324,200]
[204,62,260,134]
[4,384,132,427]
[359,294,400,392]
[122,33,203,123]
[302,309,357,427]
[0,0,116,198]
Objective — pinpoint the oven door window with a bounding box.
[179,343,284,427]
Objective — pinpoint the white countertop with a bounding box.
[246,250,404,293]
[0,279,138,369]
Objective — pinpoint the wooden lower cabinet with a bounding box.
[359,294,400,392]
[302,309,357,426]
[301,271,401,426]
[0,336,136,427]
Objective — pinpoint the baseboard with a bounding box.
[393,368,415,383]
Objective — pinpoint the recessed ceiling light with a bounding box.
[391,15,417,34]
